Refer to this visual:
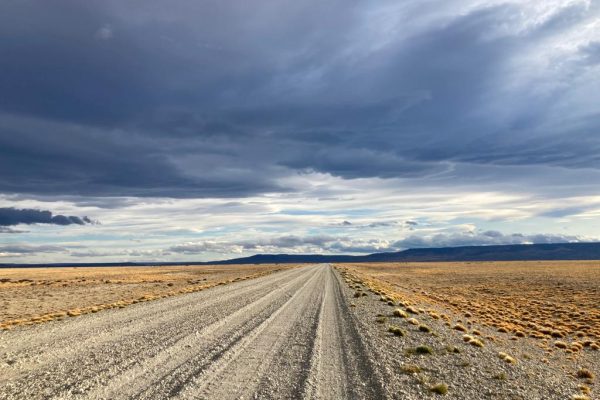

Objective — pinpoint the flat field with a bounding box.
[339,261,600,351]
[0,264,295,330]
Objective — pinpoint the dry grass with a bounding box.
[337,261,600,349]
[429,382,449,395]
[0,264,297,329]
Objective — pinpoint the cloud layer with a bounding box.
[0,1,599,262]
[0,0,599,199]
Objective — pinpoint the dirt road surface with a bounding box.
[0,264,384,399]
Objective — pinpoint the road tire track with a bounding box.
[0,264,385,400]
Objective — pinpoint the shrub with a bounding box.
[430,383,448,395]
[400,364,422,374]
[418,325,432,333]
[463,335,484,347]
[416,345,433,354]
[394,308,408,318]
[494,372,507,380]
[554,340,568,349]
[571,395,590,400]
[498,352,517,364]
[446,345,460,354]
[453,324,467,332]
[388,325,405,337]
[577,369,594,380]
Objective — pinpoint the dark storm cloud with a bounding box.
[0,207,92,226]
[0,0,599,198]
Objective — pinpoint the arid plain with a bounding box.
[0,262,598,399]
[0,264,295,330]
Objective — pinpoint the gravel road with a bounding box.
[0,264,384,400]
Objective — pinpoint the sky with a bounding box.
[1,0,600,263]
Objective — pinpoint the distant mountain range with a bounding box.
[2,242,600,267]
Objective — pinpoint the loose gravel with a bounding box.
[0,263,594,399]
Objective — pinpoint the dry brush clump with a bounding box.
[498,351,517,364]
[429,383,449,395]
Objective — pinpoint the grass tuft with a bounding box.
[429,383,448,395]
[577,368,594,380]
[388,325,405,337]
[400,364,422,374]
[393,308,408,318]
[416,345,433,354]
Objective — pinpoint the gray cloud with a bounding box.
[0,227,27,234]
[393,230,584,249]
[0,207,93,227]
[167,229,591,257]
[0,244,68,255]
[0,1,598,199]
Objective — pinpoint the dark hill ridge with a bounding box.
[2,242,600,267]
[209,242,600,264]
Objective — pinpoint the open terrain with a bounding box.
[0,263,597,399]
[0,264,295,330]
[338,261,600,399]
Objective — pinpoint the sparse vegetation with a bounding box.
[0,264,293,329]
[338,261,600,354]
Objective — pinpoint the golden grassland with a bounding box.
[0,264,297,330]
[338,261,600,354]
